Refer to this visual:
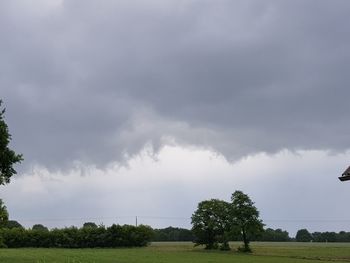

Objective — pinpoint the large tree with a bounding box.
[0,100,23,185]
[191,199,231,250]
[230,190,264,252]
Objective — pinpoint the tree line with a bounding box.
[295,228,350,242]
[2,219,350,247]
[153,227,193,241]
[0,223,153,248]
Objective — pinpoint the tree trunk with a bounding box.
[242,228,250,251]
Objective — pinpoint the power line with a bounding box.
[11,215,191,223]
[11,216,136,222]
[11,216,350,224]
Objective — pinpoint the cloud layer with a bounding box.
[1,0,350,169]
[3,146,350,235]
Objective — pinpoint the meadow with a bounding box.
[1,242,350,263]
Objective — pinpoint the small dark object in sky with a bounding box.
[339,166,350,181]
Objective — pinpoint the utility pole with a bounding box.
[136,216,138,227]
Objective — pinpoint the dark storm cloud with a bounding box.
[1,0,350,168]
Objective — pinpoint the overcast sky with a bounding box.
[1,0,350,236]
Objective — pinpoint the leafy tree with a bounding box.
[5,220,23,229]
[32,224,49,232]
[230,190,264,252]
[0,100,23,185]
[0,199,9,228]
[191,199,231,250]
[83,222,98,228]
[295,229,313,242]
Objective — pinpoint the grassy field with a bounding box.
[1,242,350,263]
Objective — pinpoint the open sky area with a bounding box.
[1,0,350,236]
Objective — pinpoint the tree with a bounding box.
[5,220,23,229]
[230,190,264,252]
[83,222,98,228]
[32,224,49,231]
[191,199,231,250]
[258,228,290,242]
[153,227,194,241]
[0,199,8,228]
[296,229,313,242]
[0,100,23,185]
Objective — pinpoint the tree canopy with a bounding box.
[296,229,313,242]
[0,100,23,185]
[152,227,193,242]
[230,190,264,252]
[0,199,8,228]
[4,220,23,229]
[191,199,231,249]
[32,224,49,232]
[83,222,98,228]
[258,228,290,242]
[0,224,154,248]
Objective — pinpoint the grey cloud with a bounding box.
[1,0,350,169]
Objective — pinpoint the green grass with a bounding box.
[0,242,350,263]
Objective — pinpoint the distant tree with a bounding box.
[259,228,291,242]
[191,199,231,250]
[83,222,98,228]
[0,199,9,227]
[5,220,23,229]
[337,231,350,242]
[153,227,193,242]
[312,231,337,242]
[230,190,264,252]
[0,100,23,185]
[295,229,313,242]
[32,224,48,231]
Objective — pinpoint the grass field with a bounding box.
[1,242,350,263]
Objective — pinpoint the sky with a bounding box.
[1,0,350,236]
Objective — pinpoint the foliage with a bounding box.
[0,199,8,228]
[257,228,291,242]
[230,190,264,252]
[83,222,98,228]
[153,227,194,242]
[4,220,23,229]
[312,231,336,242]
[191,191,264,252]
[0,224,153,248]
[0,100,23,186]
[0,200,6,248]
[334,231,350,242]
[295,229,313,242]
[191,199,231,249]
[32,224,49,232]
[298,230,350,242]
